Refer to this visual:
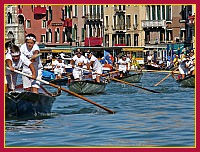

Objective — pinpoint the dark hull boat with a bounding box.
[145,64,161,70]
[5,91,56,118]
[176,75,195,88]
[42,70,68,85]
[117,73,143,83]
[68,80,107,95]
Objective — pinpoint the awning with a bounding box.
[85,37,103,46]
[52,50,72,53]
[123,47,144,51]
[34,7,46,15]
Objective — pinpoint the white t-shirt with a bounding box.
[72,55,87,67]
[6,53,32,75]
[86,55,102,71]
[118,59,128,71]
[20,43,43,73]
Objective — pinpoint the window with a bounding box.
[126,15,131,29]
[41,35,45,43]
[75,5,78,17]
[83,5,87,16]
[134,14,138,29]
[166,5,172,21]
[26,20,31,28]
[93,5,96,18]
[166,30,172,41]
[7,12,12,24]
[42,20,46,28]
[134,34,139,46]
[81,27,85,42]
[105,16,109,30]
[55,28,60,43]
[162,5,165,20]
[113,16,116,29]
[97,5,100,18]
[152,5,156,20]
[180,29,186,41]
[47,28,52,43]
[157,5,161,20]
[146,5,150,20]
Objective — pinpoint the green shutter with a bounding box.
[72,28,75,41]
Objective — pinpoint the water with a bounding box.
[5,72,195,147]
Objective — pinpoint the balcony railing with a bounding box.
[142,20,166,28]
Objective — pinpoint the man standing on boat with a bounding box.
[70,49,87,80]
[53,57,66,79]
[86,50,102,83]
[5,45,36,92]
[20,33,43,94]
[117,55,128,78]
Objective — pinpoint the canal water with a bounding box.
[5,72,195,147]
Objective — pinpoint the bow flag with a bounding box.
[104,50,113,64]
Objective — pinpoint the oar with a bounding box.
[141,69,179,74]
[154,67,179,86]
[6,67,115,114]
[111,77,160,93]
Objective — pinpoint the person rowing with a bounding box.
[85,49,103,83]
[5,45,36,92]
[20,33,43,94]
[70,48,87,81]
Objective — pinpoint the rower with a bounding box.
[70,48,87,80]
[116,55,128,78]
[5,45,36,92]
[86,50,103,83]
[20,33,43,94]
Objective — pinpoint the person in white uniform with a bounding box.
[70,49,87,80]
[5,45,36,92]
[86,50,102,83]
[20,33,43,93]
[117,55,128,77]
[53,57,66,79]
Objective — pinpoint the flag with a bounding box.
[104,50,112,64]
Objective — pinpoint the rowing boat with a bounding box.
[5,91,56,118]
[176,75,195,88]
[42,70,68,85]
[117,72,143,83]
[68,80,107,95]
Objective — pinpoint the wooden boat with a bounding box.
[68,80,107,95]
[176,75,195,88]
[145,64,161,70]
[117,72,143,83]
[5,91,56,118]
[42,70,68,85]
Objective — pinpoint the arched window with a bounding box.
[7,12,12,24]
[46,28,52,43]
[18,15,24,25]
[55,28,60,43]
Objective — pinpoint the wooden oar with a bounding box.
[6,67,115,114]
[111,77,160,93]
[154,67,179,86]
[154,73,171,86]
[141,69,179,74]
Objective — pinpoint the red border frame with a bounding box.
[1,1,199,152]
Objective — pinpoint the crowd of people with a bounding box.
[5,34,195,94]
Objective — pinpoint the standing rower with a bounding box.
[20,33,43,94]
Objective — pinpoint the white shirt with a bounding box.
[86,55,102,71]
[6,53,32,75]
[72,55,87,67]
[20,43,43,73]
[118,59,128,71]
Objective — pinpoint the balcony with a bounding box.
[142,20,166,28]
[63,18,72,27]
[85,37,103,46]
[34,6,46,15]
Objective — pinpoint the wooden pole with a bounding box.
[111,77,160,93]
[6,67,115,114]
